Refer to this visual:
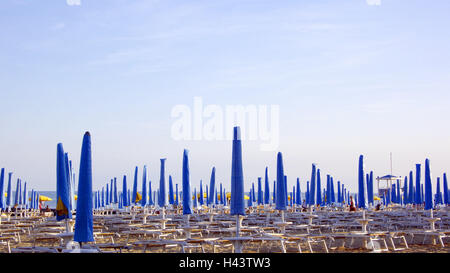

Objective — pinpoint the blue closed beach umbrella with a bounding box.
[175,184,179,205]
[264,168,270,205]
[403,176,408,205]
[149,181,153,206]
[435,178,442,205]
[284,176,288,206]
[443,173,449,205]
[56,143,72,220]
[122,175,128,207]
[397,180,401,204]
[309,164,316,206]
[182,149,192,215]
[316,169,322,206]
[306,181,310,205]
[169,175,174,205]
[368,171,374,206]
[209,167,216,206]
[258,177,263,205]
[0,168,4,209]
[358,155,366,209]
[193,188,198,208]
[158,159,167,208]
[273,181,276,204]
[415,164,422,205]
[337,181,341,204]
[23,182,27,209]
[101,187,105,208]
[424,159,433,210]
[74,132,94,243]
[326,175,331,205]
[408,171,414,205]
[199,180,204,206]
[14,179,20,206]
[230,127,245,216]
[113,177,118,204]
[132,167,139,205]
[6,173,12,208]
[141,166,147,206]
[296,178,301,206]
[275,152,287,211]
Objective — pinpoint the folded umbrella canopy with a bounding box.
[14,179,20,206]
[199,180,204,206]
[56,143,72,220]
[403,176,408,205]
[193,188,198,208]
[6,173,12,208]
[358,155,366,209]
[424,159,433,210]
[444,173,449,205]
[148,181,153,206]
[296,178,301,206]
[169,175,174,205]
[264,167,270,205]
[132,167,139,205]
[141,166,147,207]
[258,177,263,205]
[175,184,179,206]
[415,164,422,205]
[309,164,316,206]
[230,126,245,216]
[408,171,414,205]
[106,183,110,206]
[209,167,216,206]
[0,168,4,209]
[23,182,28,209]
[158,159,167,208]
[275,152,287,211]
[182,149,192,215]
[316,169,322,206]
[436,178,443,205]
[74,132,94,243]
[113,177,118,204]
[122,175,128,207]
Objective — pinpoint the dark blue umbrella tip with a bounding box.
[233,126,241,140]
[84,131,91,136]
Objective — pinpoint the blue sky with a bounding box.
[1,0,449,192]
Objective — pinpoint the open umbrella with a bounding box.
[74,132,94,243]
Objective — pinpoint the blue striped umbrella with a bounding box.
[169,175,174,205]
[424,159,433,210]
[74,132,94,243]
[0,168,4,209]
[132,167,139,205]
[141,166,147,207]
[122,175,128,207]
[182,149,192,215]
[358,155,366,209]
[56,143,71,220]
[275,152,287,211]
[415,164,422,205]
[264,168,270,205]
[309,164,316,206]
[230,126,245,216]
[209,167,216,206]
[444,173,449,205]
[158,159,167,208]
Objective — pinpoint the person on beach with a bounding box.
[349,196,356,212]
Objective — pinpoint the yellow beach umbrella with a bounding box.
[39,195,52,202]
[374,196,381,201]
[135,192,142,203]
[244,195,250,200]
